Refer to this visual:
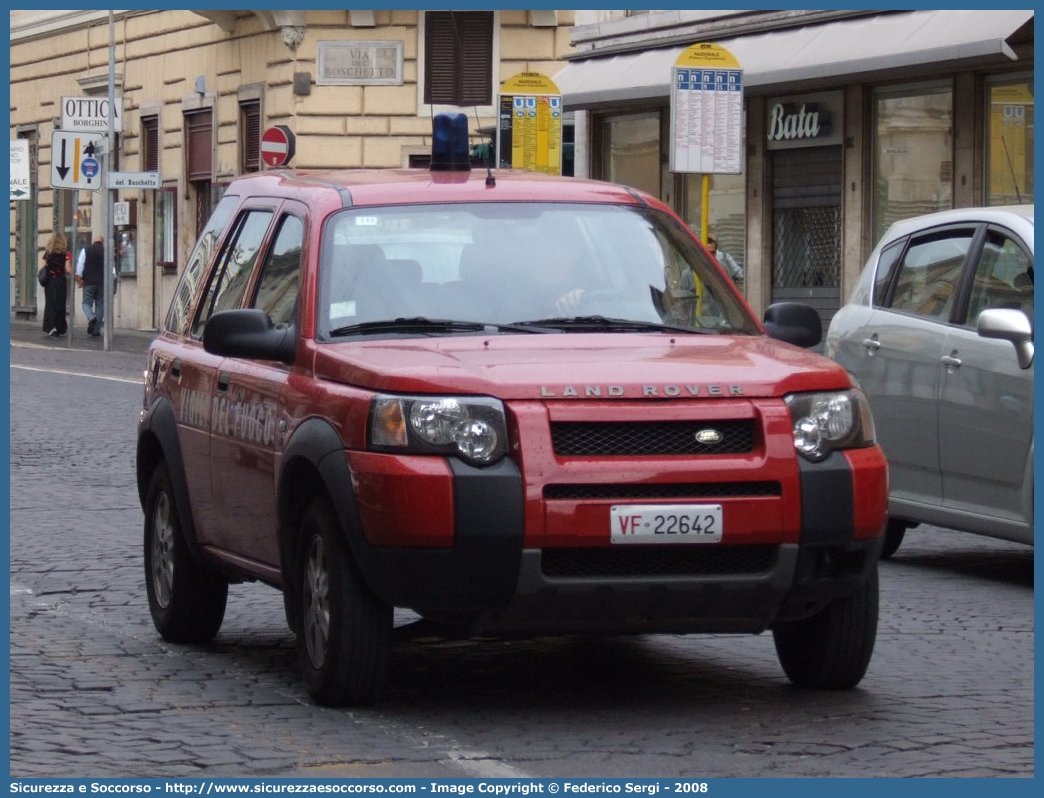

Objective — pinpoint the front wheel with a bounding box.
[296,498,392,706]
[143,462,228,643]
[773,566,878,690]
[879,518,907,560]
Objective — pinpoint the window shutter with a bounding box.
[241,101,260,173]
[185,109,213,181]
[425,11,493,106]
[142,116,159,172]
[458,12,493,106]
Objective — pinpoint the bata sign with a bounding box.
[765,91,841,150]
[62,96,124,133]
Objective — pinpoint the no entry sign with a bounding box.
[260,125,296,168]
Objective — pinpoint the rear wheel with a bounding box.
[773,565,878,690]
[143,462,228,643]
[296,498,392,706]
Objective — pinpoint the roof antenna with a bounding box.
[471,105,495,187]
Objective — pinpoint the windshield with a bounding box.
[317,202,759,338]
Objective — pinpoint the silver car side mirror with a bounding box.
[977,308,1033,369]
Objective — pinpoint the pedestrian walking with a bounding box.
[40,232,71,337]
[706,233,743,284]
[75,235,110,337]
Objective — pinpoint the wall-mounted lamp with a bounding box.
[195,76,206,95]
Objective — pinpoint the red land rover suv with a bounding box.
[137,115,888,706]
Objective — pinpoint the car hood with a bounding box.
[311,333,850,400]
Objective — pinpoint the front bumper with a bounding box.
[344,443,887,633]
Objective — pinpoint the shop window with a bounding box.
[872,85,953,243]
[117,230,137,276]
[240,100,261,174]
[154,187,177,273]
[986,76,1033,206]
[682,172,746,283]
[424,11,494,106]
[600,112,661,199]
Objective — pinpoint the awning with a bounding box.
[554,9,1033,109]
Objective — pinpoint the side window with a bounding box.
[965,230,1034,323]
[871,242,904,307]
[192,210,274,337]
[886,230,974,321]
[166,194,239,335]
[252,215,303,328]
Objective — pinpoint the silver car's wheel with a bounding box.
[296,497,392,706]
[143,461,228,643]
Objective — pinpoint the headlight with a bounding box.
[369,394,509,466]
[785,389,876,462]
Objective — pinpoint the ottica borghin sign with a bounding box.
[61,96,124,133]
[765,90,842,150]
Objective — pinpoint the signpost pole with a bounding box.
[103,10,115,351]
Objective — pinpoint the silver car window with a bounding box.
[887,231,973,321]
[965,230,1034,323]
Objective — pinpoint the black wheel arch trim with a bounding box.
[137,397,206,563]
[276,418,526,619]
[798,453,855,545]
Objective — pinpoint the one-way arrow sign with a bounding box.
[50,130,106,190]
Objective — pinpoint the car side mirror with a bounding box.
[977,308,1033,369]
[203,308,296,365]
[763,302,822,349]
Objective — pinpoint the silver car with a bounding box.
[827,206,1033,557]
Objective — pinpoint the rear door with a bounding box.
[938,224,1034,527]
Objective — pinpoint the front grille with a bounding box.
[541,545,778,578]
[551,420,754,457]
[544,482,781,501]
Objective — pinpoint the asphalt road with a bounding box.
[8,330,1034,779]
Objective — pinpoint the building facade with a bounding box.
[10,9,574,331]
[558,9,1034,325]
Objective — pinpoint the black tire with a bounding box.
[296,498,392,706]
[773,565,879,690]
[143,462,228,643]
[879,518,907,560]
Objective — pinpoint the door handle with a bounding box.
[217,371,231,392]
[862,335,881,354]
[940,353,962,368]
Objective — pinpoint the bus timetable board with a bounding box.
[670,43,743,174]
[497,73,563,176]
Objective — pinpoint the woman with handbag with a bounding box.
[40,232,70,337]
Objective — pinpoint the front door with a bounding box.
[938,225,1034,526]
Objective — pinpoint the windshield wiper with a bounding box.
[328,317,552,337]
[511,315,723,334]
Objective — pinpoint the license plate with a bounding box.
[610,504,723,544]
